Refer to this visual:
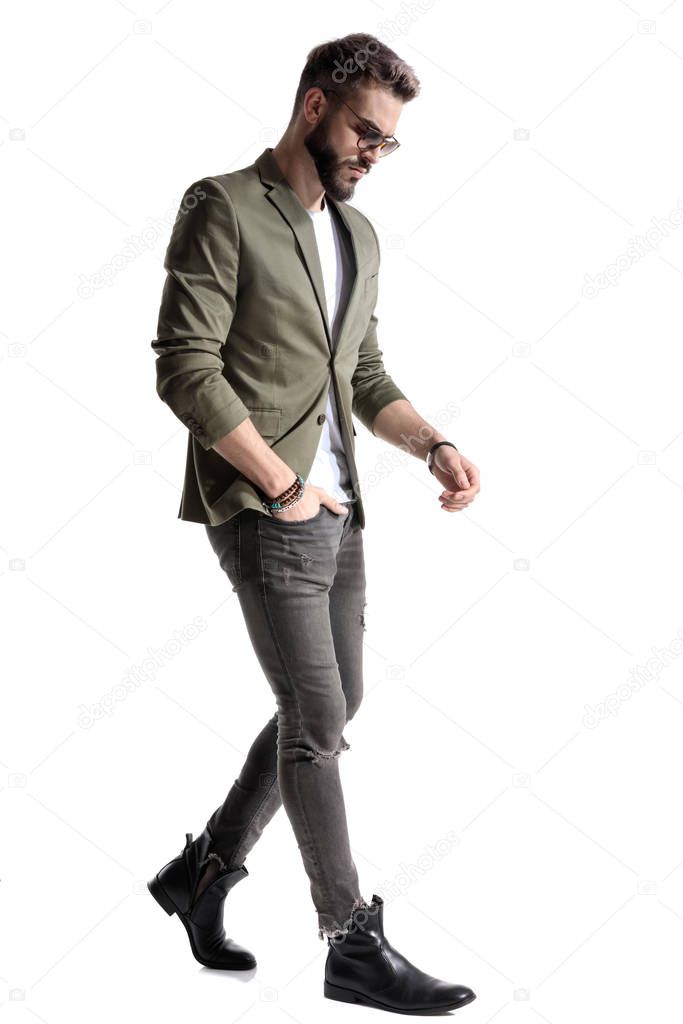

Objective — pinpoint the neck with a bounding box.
[271,136,326,213]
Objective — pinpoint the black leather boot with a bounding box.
[147,830,256,970]
[324,894,476,1013]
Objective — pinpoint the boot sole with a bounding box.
[324,979,476,1014]
[147,874,257,971]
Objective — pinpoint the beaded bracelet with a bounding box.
[261,472,305,513]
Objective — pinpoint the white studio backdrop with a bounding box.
[2,1,683,1021]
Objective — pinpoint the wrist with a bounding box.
[258,466,298,499]
[420,433,447,460]
[426,440,458,475]
[260,472,305,513]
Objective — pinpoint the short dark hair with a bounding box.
[290,33,421,121]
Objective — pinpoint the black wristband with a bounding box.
[427,441,458,475]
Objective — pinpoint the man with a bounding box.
[147,32,480,1014]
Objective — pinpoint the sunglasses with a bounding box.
[320,88,400,158]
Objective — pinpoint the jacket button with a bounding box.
[317,413,326,424]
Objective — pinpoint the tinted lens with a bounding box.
[359,132,398,155]
[358,130,383,150]
[378,139,399,156]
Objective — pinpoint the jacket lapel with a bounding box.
[326,196,371,354]
[255,148,373,356]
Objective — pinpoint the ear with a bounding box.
[303,86,326,125]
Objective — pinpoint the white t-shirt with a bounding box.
[305,197,356,503]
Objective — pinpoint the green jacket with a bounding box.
[151,147,408,529]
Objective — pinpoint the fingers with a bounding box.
[439,488,474,511]
[440,489,473,502]
[321,499,349,514]
[438,459,480,513]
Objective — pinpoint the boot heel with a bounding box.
[324,980,366,1005]
[148,875,177,916]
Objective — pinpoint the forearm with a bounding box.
[370,399,449,462]
[212,419,296,498]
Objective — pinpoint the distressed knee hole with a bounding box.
[309,733,351,765]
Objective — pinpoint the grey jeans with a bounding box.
[203,498,370,940]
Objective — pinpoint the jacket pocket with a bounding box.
[246,406,282,438]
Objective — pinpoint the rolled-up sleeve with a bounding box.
[351,311,409,435]
[151,177,250,450]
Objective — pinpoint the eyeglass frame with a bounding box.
[319,87,401,157]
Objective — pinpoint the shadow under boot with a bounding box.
[148,830,256,970]
[324,894,476,1013]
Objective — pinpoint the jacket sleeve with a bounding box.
[151,177,250,450]
[351,221,409,435]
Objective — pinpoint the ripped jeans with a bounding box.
[203,499,370,940]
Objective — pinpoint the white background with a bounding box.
[2,1,683,1021]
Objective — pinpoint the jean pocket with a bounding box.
[264,503,327,527]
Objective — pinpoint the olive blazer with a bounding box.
[151,147,408,528]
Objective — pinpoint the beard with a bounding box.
[304,115,367,202]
